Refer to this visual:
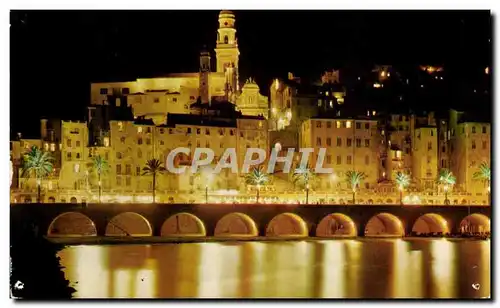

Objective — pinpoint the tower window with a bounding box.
[224,22,228,26]
[224,36,228,44]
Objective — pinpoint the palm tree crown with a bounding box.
[142,159,166,176]
[437,168,456,186]
[90,155,109,178]
[245,166,269,187]
[395,172,411,190]
[473,162,490,182]
[345,170,367,191]
[292,165,315,189]
[21,146,54,180]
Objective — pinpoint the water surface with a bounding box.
[58,238,490,298]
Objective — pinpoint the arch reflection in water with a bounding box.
[317,241,345,297]
[316,213,357,237]
[412,213,450,235]
[105,212,152,236]
[47,212,97,237]
[460,214,490,234]
[214,212,258,237]
[365,213,404,237]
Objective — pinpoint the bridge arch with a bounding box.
[105,212,152,236]
[365,212,404,237]
[161,212,206,237]
[47,212,97,237]
[266,213,308,237]
[214,212,258,237]
[316,213,357,237]
[460,213,490,234]
[412,213,450,235]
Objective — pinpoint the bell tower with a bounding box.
[199,48,211,104]
[214,10,240,99]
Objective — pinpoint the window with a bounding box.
[159,128,164,134]
[472,126,476,134]
[67,139,71,147]
[120,137,125,143]
[482,126,487,134]
[365,123,370,129]
[138,150,142,158]
[74,164,80,173]
[197,128,201,135]
[337,137,342,147]
[138,138,143,145]
[219,128,224,136]
[240,131,244,138]
[146,138,151,145]
[100,88,108,95]
[365,183,370,189]
[442,146,446,153]
[347,155,352,164]
[356,122,361,129]
[316,137,321,146]
[347,138,352,147]
[147,127,151,134]
[220,142,224,148]
[365,139,370,147]
[427,142,432,150]
[206,128,210,135]
[138,126,143,133]
[116,165,122,175]
[326,155,331,164]
[472,140,476,149]
[431,130,434,136]
[346,121,352,128]
[117,152,122,159]
[196,140,200,147]
[206,141,210,148]
[189,96,195,100]
[173,98,177,102]
[337,156,341,165]
[50,143,56,151]
[67,152,72,160]
[122,88,129,95]
[154,98,160,103]
[336,121,341,128]
[118,122,123,132]
[230,130,234,136]
[126,177,131,186]
[169,128,173,134]
[76,153,80,159]
[136,166,141,175]
[365,155,369,165]
[327,122,331,128]
[160,140,165,145]
[126,164,131,175]
[117,177,121,186]
[105,152,109,160]
[326,138,331,146]
[316,121,322,128]
[482,141,487,149]
[356,138,361,148]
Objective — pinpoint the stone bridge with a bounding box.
[10,203,491,238]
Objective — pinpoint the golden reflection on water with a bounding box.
[58,239,490,299]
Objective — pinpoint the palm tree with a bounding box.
[395,172,411,205]
[292,165,316,204]
[473,162,491,204]
[436,168,456,205]
[345,170,366,204]
[142,158,166,203]
[245,166,269,203]
[21,146,54,203]
[88,155,109,203]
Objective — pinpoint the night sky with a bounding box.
[10,10,491,137]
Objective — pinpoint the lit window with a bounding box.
[325,91,329,96]
[138,126,143,133]
[44,143,49,151]
[50,143,56,151]
[103,137,110,147]
[74,164,80,173]
[336,121,341,128]
[346,121,352,128]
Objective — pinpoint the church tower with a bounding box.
[214,10,240,100]
[199,48,211,104]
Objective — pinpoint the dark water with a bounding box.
[58,239,490,298]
